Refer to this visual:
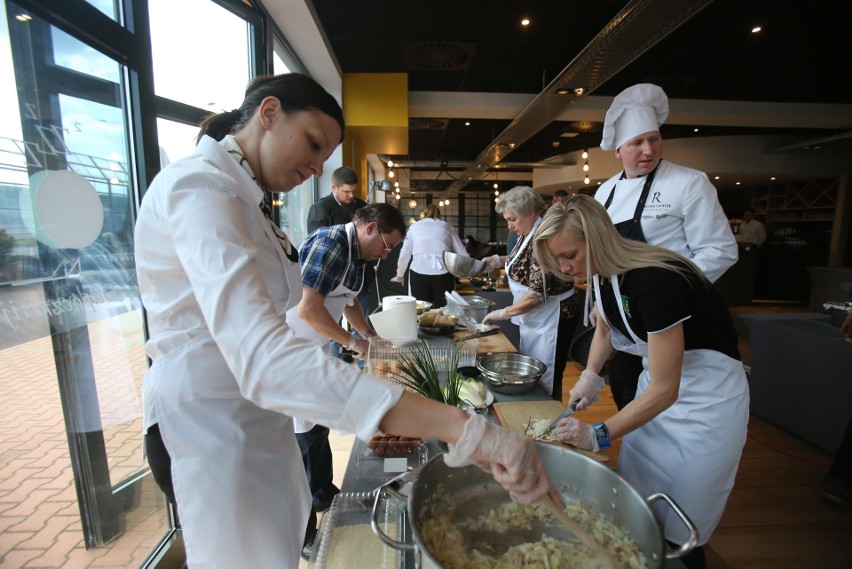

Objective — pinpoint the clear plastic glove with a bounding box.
[347,334,370,360]
[569,369,606,411]
[553,417,599,451]
[390,275,405,285]
[482,254,503,271]
[444,414,558,505]
[482,308,509,325]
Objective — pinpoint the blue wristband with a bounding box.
[592,422,611,450]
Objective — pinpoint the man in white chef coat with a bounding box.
[589,83,738,410]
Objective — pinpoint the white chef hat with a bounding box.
[600,84,669,151]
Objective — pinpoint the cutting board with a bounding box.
[492,400,609,463]
[453,329,516,355]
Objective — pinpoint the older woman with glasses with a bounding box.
[480,185,580,401]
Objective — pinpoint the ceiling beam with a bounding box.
[445,0,716,195]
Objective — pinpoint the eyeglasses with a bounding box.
[379,231,393,253]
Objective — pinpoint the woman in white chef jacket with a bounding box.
[135,73,558,567]
[480,186,580,402]
[391,203,468,307]
[532,195,749,569]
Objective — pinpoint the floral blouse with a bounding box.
[507,236,580,319]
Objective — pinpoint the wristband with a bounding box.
[592,422,611,450]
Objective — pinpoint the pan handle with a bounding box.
[371,472,416,551]
[646,493,699,559]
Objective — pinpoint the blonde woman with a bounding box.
[392,203,467,307]
[532,195,749,569]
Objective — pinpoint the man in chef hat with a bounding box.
[569,84,738,411]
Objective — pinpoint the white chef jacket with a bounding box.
[594,160,738,282]
[395,218,467,276]
[135,135,403,567]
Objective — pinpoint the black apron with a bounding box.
[602,161,662,243]
[600,161,661,409]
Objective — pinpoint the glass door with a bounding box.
[1,1,170,564]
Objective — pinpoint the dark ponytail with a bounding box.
[196,73,345,144]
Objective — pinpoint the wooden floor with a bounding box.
[172,305,852,568]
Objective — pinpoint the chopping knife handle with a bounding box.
[546,400,581,433]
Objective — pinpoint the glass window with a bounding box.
[1,3,169,562]
[82,0,117,21]
[156,117,200,165]
[148,0,249,112]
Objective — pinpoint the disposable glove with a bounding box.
[347,334,370,360]
[390,275,405,284]
[569,369,606,411]
[553,417,599,451]
[444,413,555,504]
[482,254,503,271]
[482,308,509,325]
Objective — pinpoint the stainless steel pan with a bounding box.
[373,441,697,568]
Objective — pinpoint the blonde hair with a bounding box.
[533,195,706,284]
[421,204,441,219]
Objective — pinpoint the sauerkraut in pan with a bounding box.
[420,500,646,569]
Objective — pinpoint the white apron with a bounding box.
[286,223,362,433]
[593,275,749,545]
[507,218,573,395]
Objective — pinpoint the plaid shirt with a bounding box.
[299,223,365,296]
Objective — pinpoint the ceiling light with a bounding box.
[493,182,498,189]
[521,18,530,26]
[387,159,394,168]
[770,177,776,181]
[16,13,32,21]
[560,132,579,138]
[584,176,590,185]
[409,199,417,208]
[751,26,762,33]
[714,176,720,180]
[394,181,399,187]
[581,150,588,160]
[736,182,741,186]
[409,218,416,225]
[556,88,570,95]
[573,87,585,96]
[582,163,589,172]
[388,170,395,178]
[693,128,699,133]
[508,143,515,148]
[444,199,450,206]
[465,121,470,126]
[438,200,444,207]
[494,190,499,196]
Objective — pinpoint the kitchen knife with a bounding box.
[545,400,581,433]
[455,328,500,342]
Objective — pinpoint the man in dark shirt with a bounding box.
[306,166,366,233]
[305,167,376,361]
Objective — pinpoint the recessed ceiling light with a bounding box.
[714,176,720,180]
[521,18,530,26]
[751,26,762,33]
[736,182,741,185]
[770,177,776,181]
[693,128,699,133]
[464,121,470,126]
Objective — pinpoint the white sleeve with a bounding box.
[396,229,414,278]
[450,226,468,256]
[680,173,739,282]
[168,182,402,440]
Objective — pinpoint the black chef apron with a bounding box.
[600,162,661,409]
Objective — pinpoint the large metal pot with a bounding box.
[476,353,545,394]
[373,442,697,568]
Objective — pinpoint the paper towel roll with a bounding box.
[370,295,418,339]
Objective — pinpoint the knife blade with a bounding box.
[545,400,581,433]
[455,328,500,342]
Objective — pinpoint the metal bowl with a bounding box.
[443,251,487,277]
[476,353,546,394]
[446,295,494,323]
